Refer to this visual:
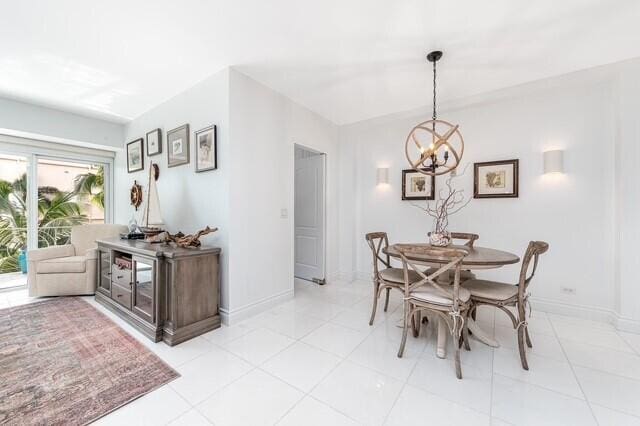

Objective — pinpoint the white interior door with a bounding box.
[294,148,325,283]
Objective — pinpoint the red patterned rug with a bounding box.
[0,298,179,425]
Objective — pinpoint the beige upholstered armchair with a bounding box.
[28,224,127,297]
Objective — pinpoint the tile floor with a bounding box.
[2,279,640,425]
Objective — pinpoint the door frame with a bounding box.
[293,143,327,284]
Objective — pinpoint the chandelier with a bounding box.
[404,51,464,176]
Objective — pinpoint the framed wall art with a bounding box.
[167,124,190,167]
[126,138,144,173]
[146,128,162,156]
[474,159,519,198]
[402,169,435,200]
[195,125,217,172]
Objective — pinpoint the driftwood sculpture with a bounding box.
[146,226,218,248]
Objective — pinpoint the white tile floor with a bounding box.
[3,280,640,425]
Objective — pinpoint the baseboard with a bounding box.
[219,289,294,325]
[531,296,640,334]
[530,296,615,325]
[614,315,640,334]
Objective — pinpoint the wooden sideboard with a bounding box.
[94,237,221,346]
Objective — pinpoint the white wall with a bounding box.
[226,69,339,321]
[339,70,619,322]
[614,60,640,328]
[0,96,123,148]
[113,67,338,323]
[114,68,231,309]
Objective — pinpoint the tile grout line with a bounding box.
[548,315,601,425]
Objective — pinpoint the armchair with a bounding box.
[28,224,127,297]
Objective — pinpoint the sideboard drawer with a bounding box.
[111,283,132,309]
[111,265,132,287]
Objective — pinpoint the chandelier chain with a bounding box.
[432,58,437,121]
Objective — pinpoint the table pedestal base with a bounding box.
[436,317,500,359]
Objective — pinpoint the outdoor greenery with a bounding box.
[0,167,103,274]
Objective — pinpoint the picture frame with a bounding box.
[167,124,190,167]
[474,159,519,198]
[402,169,435,200]
[195,125,217,172]
[146,128,162,156]
[126,138,144,173]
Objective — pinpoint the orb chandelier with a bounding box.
[404,51,464,176]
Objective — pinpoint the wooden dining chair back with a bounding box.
[464,240,549,370]
[395,245,471,379]
[425,232,479,282]
[365,232,391,278]
[518,240,549,296]
[364,232,417,326]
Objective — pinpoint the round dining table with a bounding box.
[383,243,520,358]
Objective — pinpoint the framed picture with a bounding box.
[474,159,519,198]
[126,139,144,173]
[167,124,190,167]
[146,128,162,156]
[195,125,217,172]
[402,169,435,200]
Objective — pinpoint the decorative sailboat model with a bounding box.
[139,162,165,237]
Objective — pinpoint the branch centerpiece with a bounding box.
[413,164,471,247]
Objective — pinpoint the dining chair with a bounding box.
[463,241,549,370]
[396,245,472,379]
[365,232,421,326]
[425,232,479,282]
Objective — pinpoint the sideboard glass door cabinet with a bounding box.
[95,238,221,346]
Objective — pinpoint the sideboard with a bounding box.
[94,237,221,346]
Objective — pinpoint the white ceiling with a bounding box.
[1,0,639,125]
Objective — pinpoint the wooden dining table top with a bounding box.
[383,243,520,269]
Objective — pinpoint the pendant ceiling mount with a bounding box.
[404,50,464,177]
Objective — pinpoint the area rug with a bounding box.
[0,298,179,425]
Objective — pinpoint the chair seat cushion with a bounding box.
[411,285,471,305]
[37,256,87,274]
[379,268,421,284]
[425,267,476,281]
[463,279,518,301]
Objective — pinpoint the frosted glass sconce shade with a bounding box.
[543,150,564,174]
[377,167,389,185]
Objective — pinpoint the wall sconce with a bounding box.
[543,150,564,174]
[377,167,389,185]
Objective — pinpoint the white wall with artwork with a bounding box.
[114,67,231,309]
[338,62,627,326]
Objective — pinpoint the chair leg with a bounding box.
[517,326,529,370]
[383,287,391,312]
[454,339,463,379]
[516,299,530,368]
[369,282,380,326]
[525,327,533,348]
[398,302,410,358]
[462,322,471,351]
[411,311,421,338]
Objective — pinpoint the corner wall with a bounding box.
[226,69,339,322]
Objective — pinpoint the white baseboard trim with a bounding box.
[531,296,640,334]
[219,289,294,325]
[614,315,640,334]
[530,296,615,324]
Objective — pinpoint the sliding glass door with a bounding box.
[0,154,29,289]
[36,158,105,248]
[0,150,111,291]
